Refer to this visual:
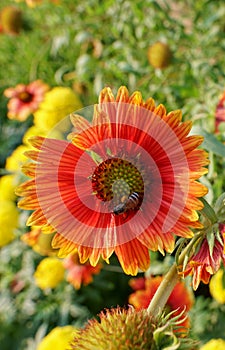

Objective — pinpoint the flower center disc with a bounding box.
[18,91,33,102]
[91,158,144,211]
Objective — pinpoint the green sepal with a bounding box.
[206,230,215,259]
[214,192,225,219]
[215,227,224,246]
[199,197,218,224]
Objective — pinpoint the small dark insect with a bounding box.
[113,192,142,215]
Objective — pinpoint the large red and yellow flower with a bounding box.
[16,86,208,275]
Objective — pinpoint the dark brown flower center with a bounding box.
[91,158,144,206]
[18,91,33,102]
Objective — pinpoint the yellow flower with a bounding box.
[0,175,17,201]
[37,326,77,350]
[33,87,82,132]
[200,339,225,350]
[34,257,65,289]
[209,269,225,303]
[0,200,18,247]
[5,144,29,172]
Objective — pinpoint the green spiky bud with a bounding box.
[70,307,197,350]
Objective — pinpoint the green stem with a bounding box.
[147,241,193,317]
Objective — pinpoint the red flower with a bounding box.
[16,86,208,275]
[63,253,102,289]
[129,276,194,330]
[215,90,225,132]
[4,80,49,121]
[183,225,225,290]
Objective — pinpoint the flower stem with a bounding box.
[147,241,193,317]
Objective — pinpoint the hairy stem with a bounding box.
[147,242,192,316]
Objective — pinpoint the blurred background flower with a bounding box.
[200,338,225,350]
[34,257,65,289]
[4,80,50,121]
[63,253,102,290]
[147,41,172,69]
[37,326,77,350]
[215,90,225,133]
[33,86,82,132]
[0,200,18,247]
[129,276,194,331]
[21,228,59,256]
[209,269,225,304]
[0,6,22,35]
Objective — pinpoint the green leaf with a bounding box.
[192,126,225,158]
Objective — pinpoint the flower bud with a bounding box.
[148,42,172,69]
[0,6,22,35]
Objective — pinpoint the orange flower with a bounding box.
[183,224,225,290]
[4,80,49,121]
[21,227,59,256]
[129,276,194,330]
[16,86,208,275]
[63,253,102,289]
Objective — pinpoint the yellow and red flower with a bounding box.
[183,224,225,290]
[63,253,102,289]
[4,80,49,121]
[128,276,193,330]
[16,86,208,275]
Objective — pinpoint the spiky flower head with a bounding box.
[70,307,197,350]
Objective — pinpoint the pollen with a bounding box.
[91,158,144,205]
